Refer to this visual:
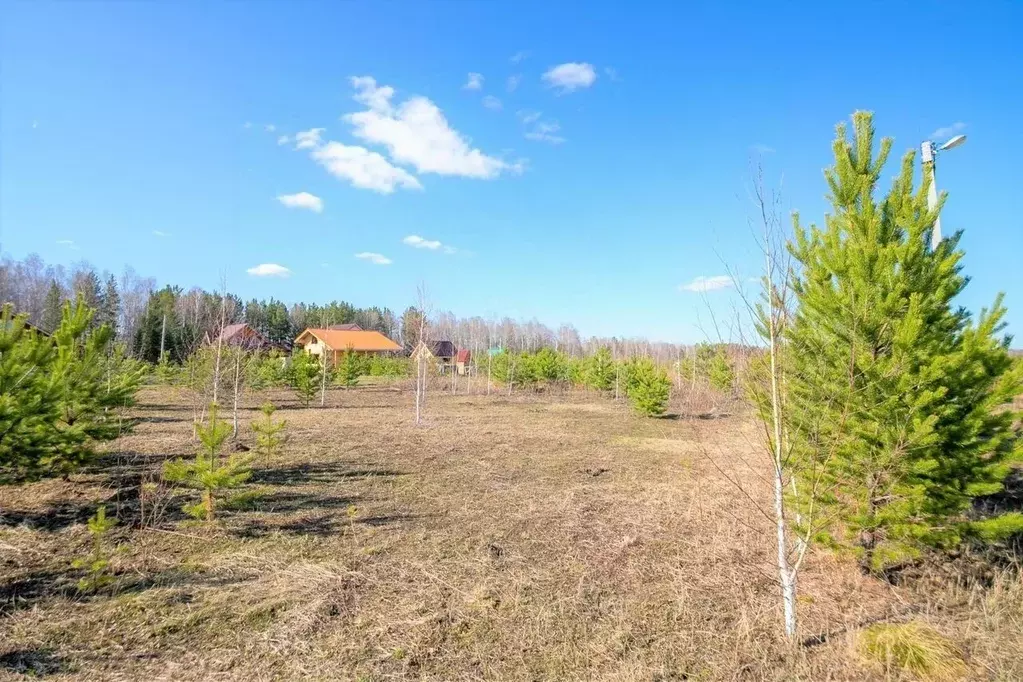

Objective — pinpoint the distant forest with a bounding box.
[0,253,693,364]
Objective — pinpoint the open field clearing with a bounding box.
[2,384,1021,681]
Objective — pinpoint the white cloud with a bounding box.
[482,95,502,111]
[517,109,542,124]
[294,127,325,149]
[604,66,621,82]
[403,234,442,250]
[506,74,522,92]
[345,76,520,179]
[930,121,966,140]
[277,191,324,213]
[679,275,734,293]
[542,62,597,93]
[32,120,39,129]
[464,72,484,90]
[510,50,529,64]
[277,135,290,145]
[355,252,392,265]
[403,234,458,254]
[311,141,422,194]
[525,120,565,145]
[243,121,253,129]
[264,124,276,132]
[152,230,170,238]
[752,143,775,154]
[56,239,78,250]
[247,263,292,277]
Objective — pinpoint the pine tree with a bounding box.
[626,357,671,416]
[0,300,145,484]
[164,403,251,521]
[708,350,735,393]
[71,505,118,593]
[98,274,120,337]
[289,352,321,406]
[0,306,61,483]
[585,346,616,391]
[251,401,287,463]
[785,111,1023,572]
[41,280,65,334]
[337,348,361,388]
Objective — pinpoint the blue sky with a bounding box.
[2,1,1021,343]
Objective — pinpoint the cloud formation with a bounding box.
[525,120,565,145]
[311,142,422,194]
[152,230,170,237]
[345,76,521,178]
[294,128,325,149]
[506,74,522,92]
[355,252,392,265]
[464,72,484,90]
[277,191,324,213]
[482,95,502,111]
[930,121,966,140]
[56,239,78,250]
[403,235,442,250]
[542,63,597,93]
[247,263,292,277]
[277,135,290,146]
[517,110,542,124]
[510,50,529,64]
[679,275,734,293]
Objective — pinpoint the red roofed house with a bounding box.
[294,328,402,367]
[456,349,471,376]
[218,323,271,350]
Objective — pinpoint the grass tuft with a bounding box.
[856,621,968,681]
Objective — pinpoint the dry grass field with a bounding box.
[1,383,1020,680]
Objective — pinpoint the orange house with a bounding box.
[294,328,402,367]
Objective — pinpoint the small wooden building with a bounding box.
[411,340,457,373]
[456,349,471,375]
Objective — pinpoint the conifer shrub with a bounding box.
[626,357,671,416]
[164,403,252,521]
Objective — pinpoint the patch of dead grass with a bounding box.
[1,384,1019,680]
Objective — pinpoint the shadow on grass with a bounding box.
[0,648,70,676]
[1,451,190,533]
[234,511,421,539]
[250,462,405,486]
[0,569,73,617]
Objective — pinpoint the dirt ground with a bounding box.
[1,383,1020,681]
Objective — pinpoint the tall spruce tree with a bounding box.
[785,112,1023,572]
[98,274,120,336]
[41,280,65,334]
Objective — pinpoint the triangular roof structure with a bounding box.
[295,328,402,352]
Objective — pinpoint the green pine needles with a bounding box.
[251,401,287,463]
[164,402,252,521]
[290,352,321,407]
[0,299,146,484]
[72,505,118,593]
[337,348,362,388]
[625,357,671,417]
[784,111,1023,572]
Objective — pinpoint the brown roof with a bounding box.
[295,328,402,352]
[456,349,471,363]
[326,323,363,331]
[219,323,270,349]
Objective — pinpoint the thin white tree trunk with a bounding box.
[765,208,797,640]
[232,350,241,439]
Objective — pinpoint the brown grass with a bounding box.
[1,383,1020,680]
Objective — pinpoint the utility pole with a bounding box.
[920,134,967,251]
